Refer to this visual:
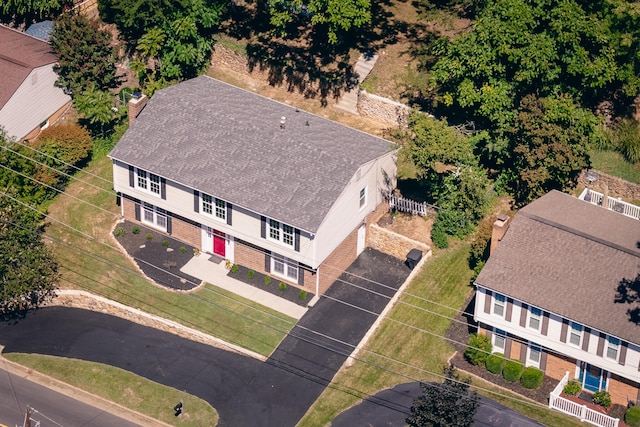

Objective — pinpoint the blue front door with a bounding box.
[579,364,607,392]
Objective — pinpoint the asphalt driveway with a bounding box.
[0,249,412,427]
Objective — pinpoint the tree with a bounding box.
[0,192,59,320]
[407,365,479,427]
[268,0,371,44]
[505,94,597,205]
[99,0,226,85]
[73,87,120,136]
[49,12,120,96]
[1,0,63,26]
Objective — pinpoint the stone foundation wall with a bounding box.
[578,170,640,202]
[51,290,265,360]
[358,91,410,129]
[368,223,430,261]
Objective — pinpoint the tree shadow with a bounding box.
[614,270,640,324]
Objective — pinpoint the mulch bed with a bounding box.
[113,221,200,291]
[228,264,314,308]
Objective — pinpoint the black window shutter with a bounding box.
[134,201,140,221]
[166,216,172,234]
[261,216,266,238]
[116,193,121,206]
[294,229,300,252]
[264,251,271,272]
[160,178,166,200]
[194,190,199,213]
[298,266,304,285]
[227,204,232,225]
[129,165,135,187]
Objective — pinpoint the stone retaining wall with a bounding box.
[368,223,430,261]
[358,91,410,129]
[51,290,265,360]
[578,169,640,202]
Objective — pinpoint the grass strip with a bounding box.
[5,354,217,426]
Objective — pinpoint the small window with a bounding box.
[136,168,161,196]
[269,219,280,240]
[606,337,620,360]
[215,198,226,221]
[202,193,213,215]
[569,322,583,347]
[272,253,298,281]
[201,193,227,222]
[359,187,367,210]
[141,202,167,231]
[267,219,295,248]
[493,293,506,317]
[493,329,506,354]
[528,307,541,331]
[527,343,542,368]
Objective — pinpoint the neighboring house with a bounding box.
[474,190,640,406]
[25,20,54,41]
[109,75,398,296]
[0,25,71,141]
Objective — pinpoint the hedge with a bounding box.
[625,406,640,427]
[485,353,506,374]
[464,334,492,366]
[520,366,543,389]
[503,360,524,382]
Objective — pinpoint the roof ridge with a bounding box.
[519,211,640,259]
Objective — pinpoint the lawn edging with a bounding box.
[0,346,172,427]
[52,290,266,361]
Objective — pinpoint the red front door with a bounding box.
[213,231,225,257]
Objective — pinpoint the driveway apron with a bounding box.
[0,249,411,427]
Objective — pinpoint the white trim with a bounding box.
[271,253,299,283]
[135,168,161,198]
[493,293,506,318]
[141,202,167,231]
[527,343,542,368]
[200,192,228,223]
[568,322,583,348]
[528,306,542,331]
[267,218,295,248]
[359,186,367,211]
[493,329,506,354]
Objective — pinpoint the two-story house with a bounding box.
[474,190,640,406]
[0,25,71,141]
[109,76,398,297]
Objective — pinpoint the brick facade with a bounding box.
[609,374,640,406]
[317,223,359,295]
[544,352,576,381]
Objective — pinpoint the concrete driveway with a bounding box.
[0,249,412,427]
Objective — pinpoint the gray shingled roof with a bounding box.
[109,76,396,233]
[476,190,640,345]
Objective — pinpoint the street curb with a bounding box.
[0,346,173,427]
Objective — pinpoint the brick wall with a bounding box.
[509,340,523,362]
[544,352,576,381]
[317,224,359,294]
[609,374,640,406]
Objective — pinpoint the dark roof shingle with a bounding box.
[476,190,640,344]
[109,76,396,232]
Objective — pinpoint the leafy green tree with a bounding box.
[407,365,479,427]
[506,94,596,204]
[73,87,119,135]
[269,0,371,44]
[1,0,63,26]
[0,192,59,320]
[99,0,226,84]
[49,12,120,96]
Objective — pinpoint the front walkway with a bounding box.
[181,253,308,320]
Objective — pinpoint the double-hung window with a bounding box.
[493,293,506,317]
[569,322,583,347]
[528,307,542,331]
[136,169,161,196]
[201,193,227,222]
[359,187,367,210]
[272,254,298,281]
[142,202,167,231]
[268,219,294,247]
[493,329,506,354]
[606,337,620,361]
[527,343,542,368]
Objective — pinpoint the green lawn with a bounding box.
[297,243,584,427]
[5,354,217,426]
[46,156,295,357]
[590,149,640,185]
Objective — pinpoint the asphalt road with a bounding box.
[0,366,139,427]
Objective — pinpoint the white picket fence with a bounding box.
[548,372,619,427]
[387,193,438,216]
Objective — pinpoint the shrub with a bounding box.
[625,406,640,427]
[464,334,492,366]
[36,123,92,169]
[562,379,582,396]
[299,290,307,300]
[592,390,612,409]
[179,246,186,253]
[132,226,140,234]
[145,233,153,240]
[430,219,449,249]
[485,353,506,374]
[279,282,286,291]
[113,227,125,237]
[247,269,255,280]
[162,240,170,248]
[263,276,271,285]
[520,367,543,389]
[230,264,238,274]
[502,360,524,382]
[615,119,640,163]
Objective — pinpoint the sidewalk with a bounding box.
[180,253,308,320]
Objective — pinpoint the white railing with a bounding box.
[549,371,619,427]
[579,189,640,220]
[387,193,438,217]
